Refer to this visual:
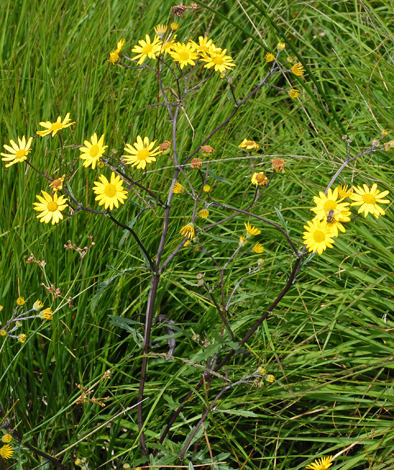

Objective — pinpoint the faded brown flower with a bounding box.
[272,158,285,173]
[191,158,202,169]
[201,145,215,156]
[159,140,171,151]
[172,3,187,17]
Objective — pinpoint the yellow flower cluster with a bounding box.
[238,222,264,254]
[304,184,390,255]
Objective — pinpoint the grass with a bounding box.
[1,0,394,469]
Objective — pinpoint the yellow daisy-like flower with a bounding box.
[303,219,334,255]
[33,300,44,310]
[1,435,12,444]
[170,42,199,69]
[239,139,259,151]
[0,330,7,337]
[154,24,167,38]
[79,133,108,169]
[277,42,286,51]
[265,52,275,62]
[18,334,27,343]
[93,172,128,210]
[199,209,209,219]
[161,37,176,55]
[306,456,332,470]
[1,136,33,168]
[338,184,353,199]
[0,444,14,459]
[49,175,65,192]
[289,89,299,99]
[203,184,211,193]
[311,187,350,221]
[202,47,236,73]
[190,36,216,55]
[131,34,162,65]
[253,243,264,254]
[173,182,184,194]
[33,191,68,225]
[291,62,305,76]
[239,236,248,246]
[266,374,275,383]
[245,222,261,236]
[16,297,26,306]
[180,224,195,240]
[171,22,179,31]
[251,172,268,186]
[350,183,390,218]
[40,308,53,320]
[108,39,126,65]
[123,136,162,170]
[37,113,75,137]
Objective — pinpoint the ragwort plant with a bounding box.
[0,3,392,468]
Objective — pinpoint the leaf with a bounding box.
[208,170,233,185]
[274,206,290,235]
[216,409,259,417]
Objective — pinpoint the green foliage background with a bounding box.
[1,0,394,468]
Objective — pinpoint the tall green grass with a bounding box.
[1,0,394,468]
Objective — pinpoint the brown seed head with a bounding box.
[201,145,215,154]
[172,3,187,17]
[189,2,199,9]
[159,140,171,151]
[272,158,285,173]
[191,158,202,169]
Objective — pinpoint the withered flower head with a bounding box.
[191,158,202,169]
[159,140,171,155]
[201,145,215,156]
[49,175,66,192]
[172,3,187,17]
[272,158,285,173]
[189,2,199,9]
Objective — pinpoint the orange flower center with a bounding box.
[137,149,150,161]
[362,194,376,204]
[142,44,153,54]
[89,144,100,157]
[47,202,58,212]
[256,174,266,183]
[15,149,26,159]
[323,200,337,211]
[104,183,117,198]
[51,122,63,131]
[313,230,326,243]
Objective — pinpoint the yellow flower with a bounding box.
[180,224,195,240]
[18,334,27,343]
[131,34,162,65]
[173,182,184,194]
[272,158,285,173]
[239,236,248,246]
[154,24,167,38]
[286,56,293,63]
[16,297,26,306]
[33,191,68,225]
[108,39,125,65]
[277,42,286,51]
[303,219,334,255]
[199,209,209,219]
[1,136,33,168]
[323,209,351,237]
[93,172,128,210]
[33,300,44,310]
[253,243,264,254]
[0,305,3,310]
[350,183,390,218]
[306,456,332,470]
[40,308,53,320]
[239,139,259,151]
[291,62,305,76]
[0,444,14,459]
[79,133,108,169]
[161,37,176,55]
[49,175,65,192]
[37,113,75,137]
[203,184,211,193]
[289,89,299,99]
[202,47,236,73]
[251,172,268,186]
[1,435,12,444]
[265,52,275,62]
[266,375,275,383]
[337,184,353,199]
[0,330,7,337]
[190,36,216,55]
[171,22,179,31]
[184,239,191,247]
[123,136,161,170]
[311,187,350,221]
[381,130,388,137]
[170,42,199,69]
[245,222,261,236]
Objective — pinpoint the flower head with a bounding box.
[245,222,261,236]
[303,219,334,255]
[0,444,14,459]
[199,209,209,219]
[180,224,195,240]
[266,375,275,383]
[37,113,75,137]
[239,139,259,151]
[239,236,248,246]
[338,184,353,199]
[306,456,332,470]
[190,36,216,55]
[272,158,285,173]
[173,182,184,194]
[350,183,390,218]
[1,136,33,168]
[171,22,179,31]
[191,158,203,169]
[159,140,171,154]
[1,435,12,444]
[277,42,286,51]
[170,42,199,69]
[292,62,305,76]
[33,191,68,225]
[323,208,351,237]
[311,187,350,221]
[79,133,108,169]
[265,52,275,62]
[201,145,215,156]
[108,39,126,65]
[289,89,299,99]
[40,308,53,320]
[251,172,268,186]
[154,24,168,39]
[33,300,44,310]
[18,334,27,343]
[93,172,128,210]
[131,34,162,65]
[253,243,264,254]
[16,297,26,306]
[49,175,65,192]
[203,184,211,193]
[123,136,161,170]
[0,330,7,337]
[202,47,236,73]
